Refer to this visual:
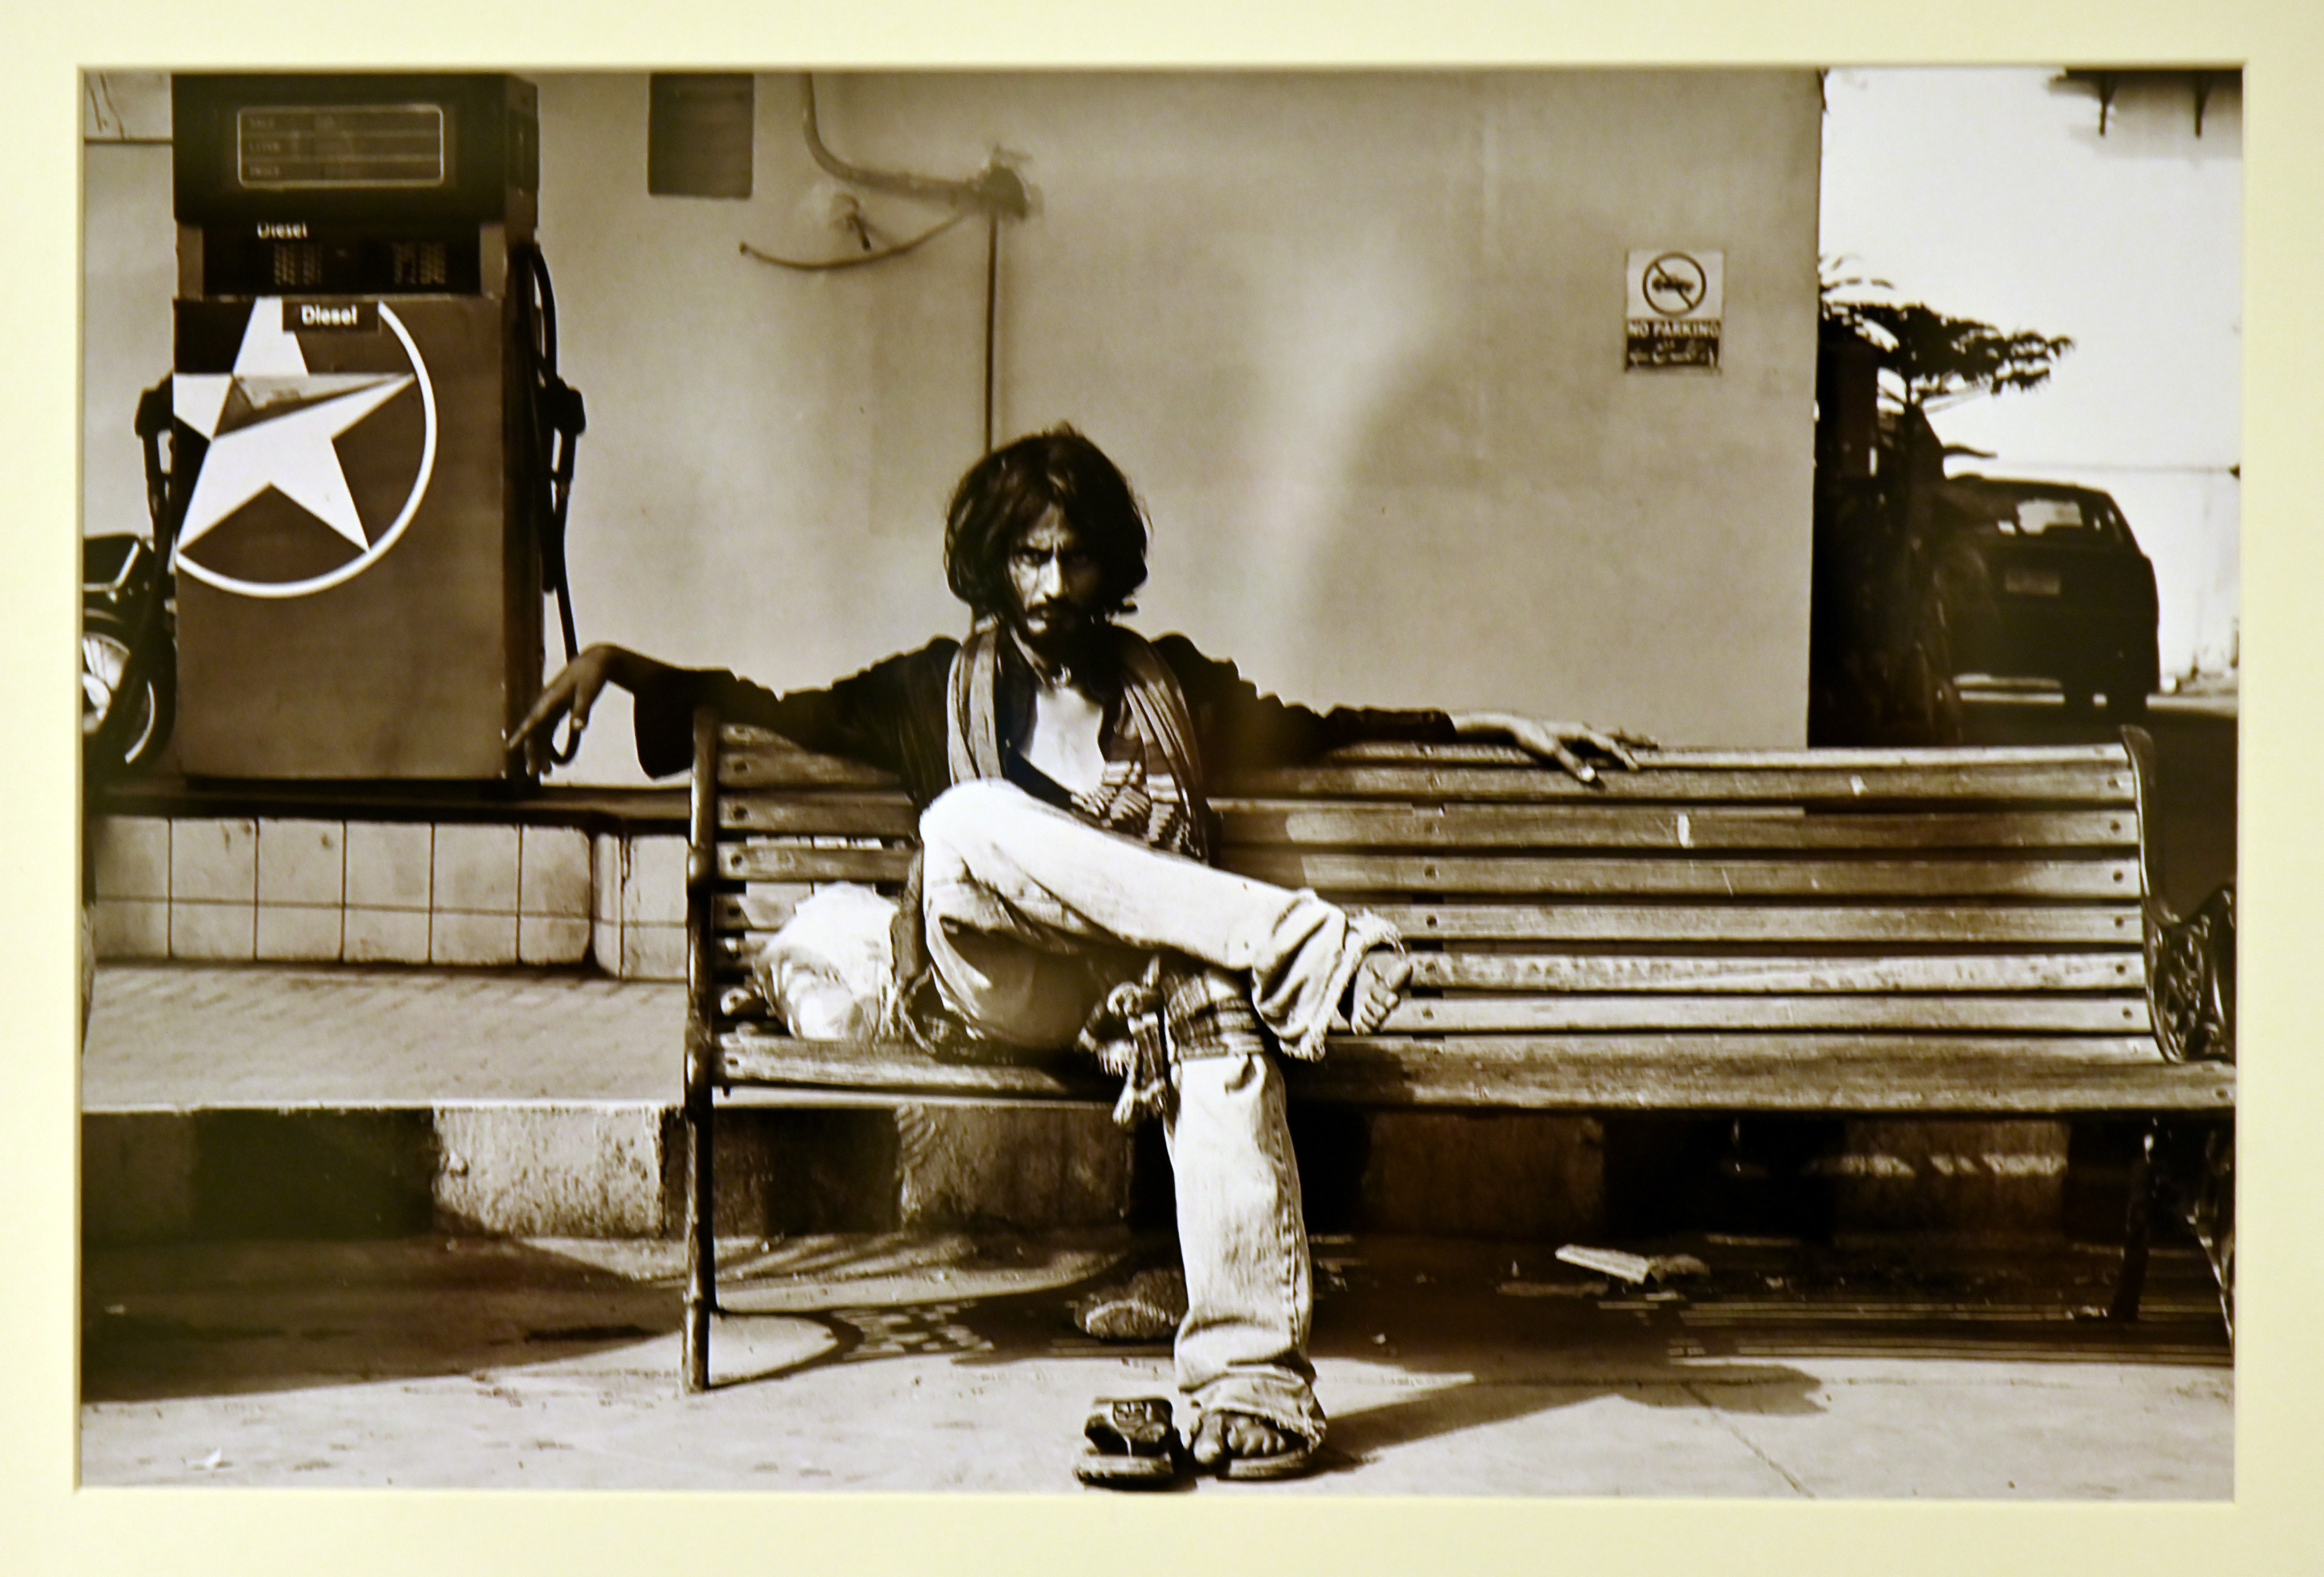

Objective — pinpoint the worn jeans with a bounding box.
[917,779,1369,1444]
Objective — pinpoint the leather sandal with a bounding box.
[1194,1411,1321,1481]
[1074,1397,1182,1488]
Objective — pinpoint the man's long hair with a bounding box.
[944,425,1150,622]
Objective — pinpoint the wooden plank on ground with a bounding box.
[1223,851,2140,900]
[1411,951,2146,993]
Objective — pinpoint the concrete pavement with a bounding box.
[81,1231,2231,1496]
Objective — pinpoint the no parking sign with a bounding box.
[1626,249,1723,372]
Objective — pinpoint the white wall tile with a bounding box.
[592,916,623,975]
[169,819,255,904]
[518,914,592,966]
[258,820,344,906]
[345,907,430,963]
[593,833,622,925]
[93,817,170,900]
[622,834,688,926]
[257,904,343,962]
[433,823,520,914]
[623,922,686,981]
[519,826,591,917]
[432,910,518,966]
[346,822,432,910]
[91,898,167,958]
[170,900,255,960]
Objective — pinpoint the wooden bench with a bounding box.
[680,714,2236,1390]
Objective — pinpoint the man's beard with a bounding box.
[1008,605,1107,679]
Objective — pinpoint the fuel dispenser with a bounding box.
[167,73,581,779]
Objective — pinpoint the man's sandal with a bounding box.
[1194,1411,1320,1481]
[1073,1397,1182,1488]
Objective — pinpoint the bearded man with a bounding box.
[511,426,1634,1482]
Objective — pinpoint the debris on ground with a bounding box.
[1496,1279,1610,1298]
[1555,1244,1712,1285]
[1069,1266,1187,1341]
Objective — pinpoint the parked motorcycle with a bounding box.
[82,379,176,780]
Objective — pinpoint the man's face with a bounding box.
[1005,508,1107,651]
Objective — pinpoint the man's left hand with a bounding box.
[1450,710,1651,784]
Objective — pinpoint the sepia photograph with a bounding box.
[71,57,2242,1506]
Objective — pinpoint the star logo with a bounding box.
[172,298,438,599]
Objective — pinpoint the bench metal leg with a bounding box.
[2108,1120,2159,1322]
[682,1084,717,1393]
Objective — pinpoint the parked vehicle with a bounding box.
[81,378,177,779]
[1919,475,2160,720]
[81,531,174,774]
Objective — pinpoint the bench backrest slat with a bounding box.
[700,727,2168,1107]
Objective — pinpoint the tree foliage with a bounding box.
[1819,258,2074,413]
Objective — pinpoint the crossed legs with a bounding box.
[915,779,1409,1458]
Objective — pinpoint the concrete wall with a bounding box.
[534,70,1822,777]
[82,74,174,545]
[81,71,1822,770]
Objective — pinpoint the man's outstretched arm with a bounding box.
[507,644,674,775]
[1443,710,1650,785]
[508,639,956,790]
[1154,635,1648,786]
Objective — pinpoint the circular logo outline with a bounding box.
[174,302,439,600]
[1642,252,1709,319]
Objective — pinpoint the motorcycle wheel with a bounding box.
[81,609,174,774]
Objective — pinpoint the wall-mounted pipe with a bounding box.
[800,74,1029,219]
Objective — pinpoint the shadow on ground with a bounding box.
[85,1225,2229,1480]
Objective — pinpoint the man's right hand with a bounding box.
[508,643,630,775]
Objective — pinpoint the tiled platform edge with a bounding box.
[92,816,688,980]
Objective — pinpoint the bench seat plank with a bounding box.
[1386,993,2150,1034]
[712,895,2145,945]
[715,1031,2233,1114]
[1409,951,2144,993]
[1289,1046,2234,1113]
[1375,903,2143,945]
